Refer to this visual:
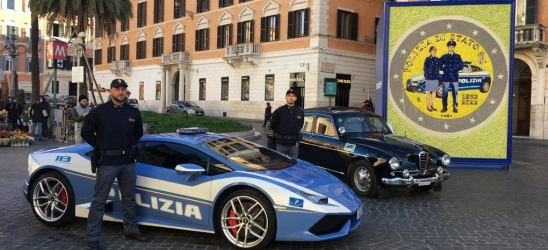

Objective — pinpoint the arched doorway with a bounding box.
[172,71,180,101]
[513,59,532,136]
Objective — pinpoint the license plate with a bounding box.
[356,204,363,220]
[418,180,431,186]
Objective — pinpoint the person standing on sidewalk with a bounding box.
[72,95,91,144]
[40,96,50,138]
[269,89,304,158]
[5,96,22,131]
[262,102,272,127]
[29,97,45,140]
[81,79,148,250]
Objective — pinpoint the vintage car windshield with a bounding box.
[184,101,199,107]
[202,138,295,171]
[337,114,392,134]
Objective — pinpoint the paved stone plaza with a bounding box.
[1,122,547,249]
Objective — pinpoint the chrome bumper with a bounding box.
[381,172,450,187]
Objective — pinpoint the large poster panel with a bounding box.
[384,2,514,169]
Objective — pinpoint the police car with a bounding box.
[406,61,492,97]
[21,128,363,249]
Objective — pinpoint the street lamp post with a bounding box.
[1,27,29,98]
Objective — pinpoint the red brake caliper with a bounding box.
[228,206,239,236]
[60,187,67,204]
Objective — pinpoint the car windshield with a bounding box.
[203,138,295,171]
[337,114,392,134]
[184,101,199,107]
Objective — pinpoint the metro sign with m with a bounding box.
[47,41,68,60]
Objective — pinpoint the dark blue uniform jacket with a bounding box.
[423,56,440,80]
[439,53,463,82]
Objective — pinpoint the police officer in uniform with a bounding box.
[269,89,304,158]
[439,40,463,113]
[81,79,148,250]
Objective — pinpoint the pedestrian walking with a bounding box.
[72,94,91,144]
[263,102,272,127]
[5,96,22,131]
[29,97,45,140]
[40,96,51,138]
[81,79,147,250]
[269,89,304,158]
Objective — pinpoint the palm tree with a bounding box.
[28,0,133,96]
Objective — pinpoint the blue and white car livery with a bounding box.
[22,128,362,249]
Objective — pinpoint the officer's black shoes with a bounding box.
[453,108,458,113]
[125,232,150,242]
[432,107,438,111]
[87,241,104,250]
[427,107,433,112]
[440,108,448,113]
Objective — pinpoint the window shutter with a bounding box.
[526,0,537,24]
[229,24,233,45]
[337,10,342,38]
[66,56,72,70]
[0,56,5,71]
[250,20,254,43]
[182,33,186,51]
[304,8,310,36]
[144,2,148,26]
[217,26,222,48]
[288,11,295,39]
[161,0,165,22]
[260,17,266,42]
[172,34,176,52]
[205,28,210,50]
[219,0,222,8]
[350,13,359,41]
[275,14,280,41]
[25,57,29,72]
[195,30,201,51]
[237,22,242,44]
[374,17,380,44]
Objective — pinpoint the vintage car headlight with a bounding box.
[437,166,444,174]
[441,154,451,166]
[389,157,400,170]
[402,169,410,178]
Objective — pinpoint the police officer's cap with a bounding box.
[110,79,128,89]
[286,89,296,96]
[447,40,457,47]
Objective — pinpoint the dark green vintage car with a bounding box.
[298,107,450,198]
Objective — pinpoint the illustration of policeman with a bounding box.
[439,40,463,113]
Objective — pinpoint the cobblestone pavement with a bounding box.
[1,122,548,250]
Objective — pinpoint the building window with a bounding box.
[7,0,15,9]
[219,0,233,8]
[197,0,209,13]
[174,0,186,18]
[120,44,129,60]
[50,81,59,94]
[172,33,185,52]
[136,41,147,59]
[199,78,206,100]
[195,29,209,51]
[94,49,102,65]
[217,24,232,49]
[241,76,249,101]
[51,23,64,37]
[237,20,254,44]
[121,20,129,32]
[526,0,537,24]
[137,2,147,28]
[95,24,104,38]
[154,0,164,23]
[152,37,164,57]
[6,25,17,38]
[337,10,358,40]
[139,82,144,100]
[107,46,116,63]
[288,8,309,39]
[4,59,12,71]
[260,15,279,42]
[156,81,161,100]
[221,77,229,100]
[265,75,274,101]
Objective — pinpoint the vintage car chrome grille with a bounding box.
[418,151,428,173]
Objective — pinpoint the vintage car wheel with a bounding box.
[480,81,491,93]
[349,160,378,198]
[30,171,75,227]
[217,189,276,249]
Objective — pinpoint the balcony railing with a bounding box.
[160,51,190,65]
[225,43,260,58]
[110,60,131,76]
[515,24,546,48]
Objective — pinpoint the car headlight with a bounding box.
[389,157,400,170]
[441,154,451,166]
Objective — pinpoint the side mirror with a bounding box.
[175,163,205,182]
